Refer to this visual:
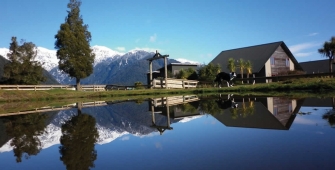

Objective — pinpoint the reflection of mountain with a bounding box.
[0,101,184,152]
[212,97,304,130]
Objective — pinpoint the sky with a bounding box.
[1,0,334,64]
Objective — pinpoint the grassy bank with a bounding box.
[1,77,335,102]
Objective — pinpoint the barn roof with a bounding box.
[299,59,333,74]
[210,41,302,73]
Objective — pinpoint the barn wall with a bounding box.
[270,45,292,75]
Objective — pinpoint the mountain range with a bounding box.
[0,46,199,85]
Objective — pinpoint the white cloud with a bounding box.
[115,47,126,52]
[155,142,163,150]
[294,52,315,57]
[308,32,319,36]
[149,33,157,42]
[120,136,130,141]
[288,42,320,57]
[293,116,315,125]
[134,47,163,53]
[207,53,212,58]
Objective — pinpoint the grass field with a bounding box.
[1,77,335,103]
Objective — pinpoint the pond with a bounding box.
[0,94,334,170]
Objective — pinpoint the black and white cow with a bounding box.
[216,94,238,109]
[214,72,237,88]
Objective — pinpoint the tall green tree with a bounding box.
[59,103,99,170]
[55,0,95,90]
[2,37,46,84]
[245,60,252,84]
[227,58,236,72]
[198,63,221,81]
[237,58,245,84]
[318,37,335,73]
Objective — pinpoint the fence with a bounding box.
[235,72,335,84]
[152,78,199,89]
[0,85,106,91]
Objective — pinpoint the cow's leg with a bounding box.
[226,81,229,87]
[229,81,234,87]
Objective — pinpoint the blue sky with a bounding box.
[1,0,334,63]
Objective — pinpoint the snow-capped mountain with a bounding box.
[91,45,124,66]
[35,47,58,71]
[175,58,200,65]
[0,46,200,85]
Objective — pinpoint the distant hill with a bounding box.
[1,46,199,85]
[0,55,59,84]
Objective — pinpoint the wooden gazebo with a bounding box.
[147,50,169,89]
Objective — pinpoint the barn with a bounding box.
[210,41,303,83]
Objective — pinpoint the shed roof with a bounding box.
[299,59,333,74]
[210,41,302,73]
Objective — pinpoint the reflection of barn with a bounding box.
[212,97,304,130]
[210,41,303,83]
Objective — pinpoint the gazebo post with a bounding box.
[147,50,169,89]
[149,60,153,89]
[164,56,168,89]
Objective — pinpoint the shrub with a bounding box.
[134,81,144,89]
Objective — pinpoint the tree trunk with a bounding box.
[241,70,244,84]
[329,58,333,78]
[76,102,82,115]
[76,78,81,91]
[247,73,249,84]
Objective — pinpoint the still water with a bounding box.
[0,95,334,170]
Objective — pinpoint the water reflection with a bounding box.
[59,102,99,170]
[1,112,48,162]
[149,95,200,135]
[208,94,303,130]
[0,95,334,169]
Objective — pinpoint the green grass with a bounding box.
[1,77,335,103]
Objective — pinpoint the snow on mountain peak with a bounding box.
[91,45,124,65]
[0,48,9,59]
[175,58,200,65]
[36,47,58,71]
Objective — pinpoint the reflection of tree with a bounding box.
[322,112,335,127]
[4,113,47,162]
[59,104,99,170]
[231,98,255,119]
[198,98,223,115]
[179,103,198,113]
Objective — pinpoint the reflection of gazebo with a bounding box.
[147,50,169,89]
[149,95,200,135]
[150,97,173,135]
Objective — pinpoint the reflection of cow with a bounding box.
[216,94,238,109]
[214,72,237,88]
